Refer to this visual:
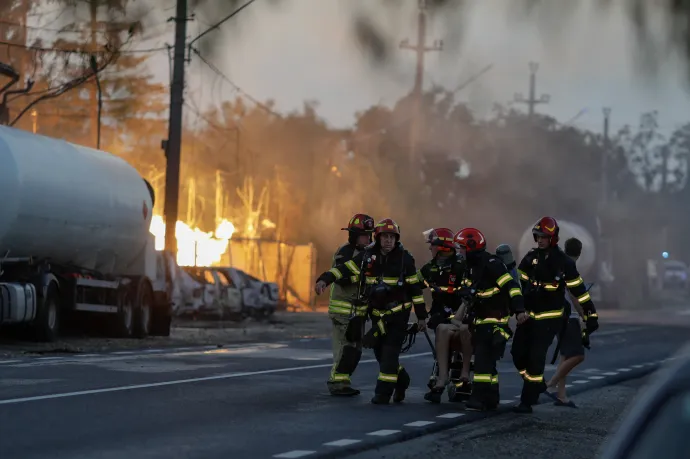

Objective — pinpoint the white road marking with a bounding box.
[74,354,99,358]
[273,451,316,458]
[437,413,465,419]
[572,380,589,384]
[0,360,20,364]
[588,376,605,380]
[565,384,573,388]
[323,439,361,447]
[36,357,64,361]
[632,364,644,369]
[404,421,435,427]
[367,430,400,436]
[514,395,521,398]
[0,352,432,406]
[141,349,164,354]
[581,368,603,374]
[499,400,514,405]
[617,368,631,372]
[602,372,619,376]
[112,351,136,355]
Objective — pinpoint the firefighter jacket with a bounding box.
[317,242,428,320]
[463,251,525,326]
[517,246,597,321]
[417,254,467,318]
[327,243,367,317]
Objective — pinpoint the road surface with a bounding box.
[0,321,687,459]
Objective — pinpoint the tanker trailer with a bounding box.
[0,125,171,341]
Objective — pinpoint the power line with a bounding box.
[191,48,282,118]
[187,0,257,49]
[0,39,167,55]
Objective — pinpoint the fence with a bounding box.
[220,238,317,310]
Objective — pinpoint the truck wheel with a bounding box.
[133,279,153,339]
[34,282,60,342]
[114,288,134,338]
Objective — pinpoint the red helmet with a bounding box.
[342,213,375,234]
[423,227,455,251]
[453,228,487,253]
[532,216,559,246]
[374,218,400,240]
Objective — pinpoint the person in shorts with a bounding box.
[544,237,587,408]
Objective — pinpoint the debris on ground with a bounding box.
[0,311,331,357]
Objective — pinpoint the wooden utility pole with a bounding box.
[399,0,443,166]
[514,62,550,117]
[163,0,190,255]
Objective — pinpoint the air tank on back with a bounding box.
[0,126,154,275]
[518,219,596,278]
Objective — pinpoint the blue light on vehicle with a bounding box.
[662,252,669,259]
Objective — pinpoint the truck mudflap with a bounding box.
[0,282,37,324]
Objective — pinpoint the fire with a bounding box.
[149,215,235,267]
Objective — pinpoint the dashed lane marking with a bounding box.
[367,430,400,437]
[274,361,668,459]
[404,421,435,427]
[0,360,20,364]
[273,450,316,458]
[323,439,361,447]
[0,351,432,406]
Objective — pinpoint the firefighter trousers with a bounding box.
[469,322,510,408]
[373,311,411,397]
[511,317,560,405]
[328,312,364,390]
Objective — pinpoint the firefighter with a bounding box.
[512,216,599,414]
[326,213,375,396]
[454,227,528,411]
[314,218,428,405]
[416,228,473,400]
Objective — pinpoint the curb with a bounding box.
[311,364,660,459]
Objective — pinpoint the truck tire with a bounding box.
[114,288,134,338]
[33,281,60,342]
[133,278,153,339]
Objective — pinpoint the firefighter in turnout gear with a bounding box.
[417,228,473,399]
[326,213,375,396]
[315,218,428,405]
[454,228,528,411]
[512,216,599,414]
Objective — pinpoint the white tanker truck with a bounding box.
[0,125,171,341]
[518,219,616,306]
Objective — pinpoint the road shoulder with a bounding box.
[343,377,647,459]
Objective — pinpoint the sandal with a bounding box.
[554,399,578,408]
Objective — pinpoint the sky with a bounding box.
[30,0,690,136]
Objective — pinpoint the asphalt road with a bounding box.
[0,321,687,459]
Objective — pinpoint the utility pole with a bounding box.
[400,0,443,166]
[602,107,611,205]
[162,0,189,256]
[514,62,550,117]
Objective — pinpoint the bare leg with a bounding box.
[459,329,473,380]
[547,355,585,395]
[434,325,453,388]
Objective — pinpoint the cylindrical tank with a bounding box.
[518,219,596,277]
[0,126,153,275]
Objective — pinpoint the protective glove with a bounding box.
[585,316,599,335]
[362,328,379,349]
[581,330,591,349]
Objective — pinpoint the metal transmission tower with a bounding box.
[400,0,443,165]
[514,62,550,117]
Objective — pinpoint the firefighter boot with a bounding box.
[424,388,443,404]
[329,386,361,396]
[371,393,391,405]
[393,367,411,403]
